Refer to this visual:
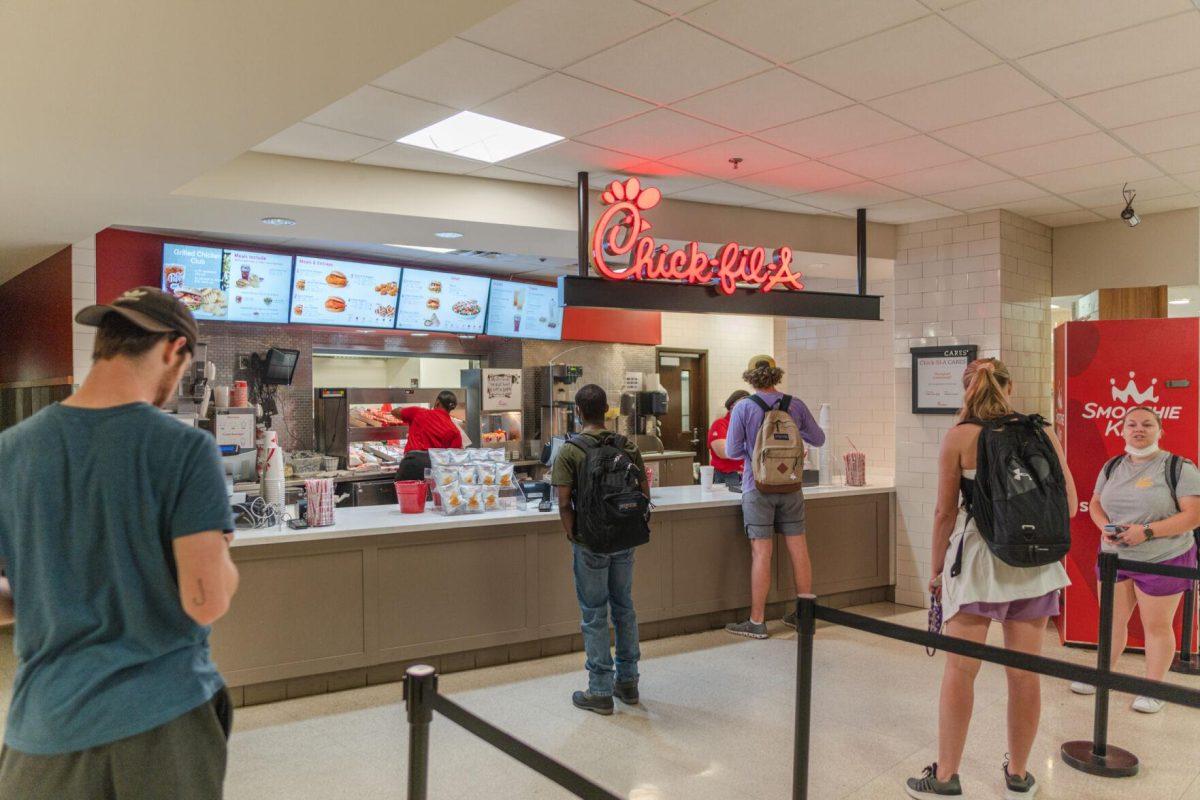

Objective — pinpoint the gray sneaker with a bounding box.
[782,611,798,629]
[1003,759,1038,799]
[725,619,769,639]
[905,763,962,798]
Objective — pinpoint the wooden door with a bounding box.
[657,350,708,464]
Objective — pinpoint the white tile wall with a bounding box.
[71,237,97,387]
[892,210,1052,607]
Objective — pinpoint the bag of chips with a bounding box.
[495,463,516,488]
[428,449,453,466]
[447,449,471,465]
[459,465,480,486]
[441,482,467,515]
[480,465,498,486]
[462,485,484,514]
[483,448,506,463]
[481,484,500,512]
[432,466,459,489]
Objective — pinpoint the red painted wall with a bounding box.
[96,228,662,345]
[0,247,74,384]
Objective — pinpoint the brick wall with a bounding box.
[892,210,1051,607]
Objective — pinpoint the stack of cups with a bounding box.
[305,478,335,527]
[261,435,286,518]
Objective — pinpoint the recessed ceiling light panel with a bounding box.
[435,231,464,239]
[260,216,296,226]
[398,111,563,163]
[1169,298,1191,305]
[385,244,455,253]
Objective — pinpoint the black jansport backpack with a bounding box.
[951,413,1070,576]
[567,433,650,554]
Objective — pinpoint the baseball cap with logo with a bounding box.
[75,286,199,352]
[746,354,776,371]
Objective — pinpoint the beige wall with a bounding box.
[312,355,470,390]
[1053,208,1199,296]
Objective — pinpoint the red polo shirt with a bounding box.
[707,413,742,473]
[398,406,463,453]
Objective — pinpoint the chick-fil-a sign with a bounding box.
[590,177,804,296]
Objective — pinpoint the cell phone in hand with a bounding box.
[1103,523,1127,541]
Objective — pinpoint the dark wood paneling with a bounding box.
[0,247,73,385]
[1098,286,1167,319]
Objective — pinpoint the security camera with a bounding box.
[1121,183,1139,228]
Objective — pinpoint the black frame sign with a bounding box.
[911,345,977,414]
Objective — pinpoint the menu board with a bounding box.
[911,345,977,414]
[162,244,292,323]
[396,268,490,334]
[290,256,400,328]
[485,280,562,340]
[161,243,225,321]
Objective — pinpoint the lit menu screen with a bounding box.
[485,280,562,340]
[162,243,225,321]
[290,256,400,328]
[221,250,292,323]
[396,268,490,334]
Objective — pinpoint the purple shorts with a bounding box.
[959,591,1061,622]
[1096,546,1198,597]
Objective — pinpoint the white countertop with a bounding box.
[231,478,894,548]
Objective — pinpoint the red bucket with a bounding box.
[395,480,428,514]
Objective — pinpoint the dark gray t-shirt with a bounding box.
[1095,451,1200,562]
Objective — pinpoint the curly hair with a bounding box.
[743,363,784,390]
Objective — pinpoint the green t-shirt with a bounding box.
[550,431,645,489]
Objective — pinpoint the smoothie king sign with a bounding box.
[590,177,804,295]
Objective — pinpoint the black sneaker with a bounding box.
[572,691,614,716]
[905,763,962,798]
[782,611,798,629]
[1003,758,1038,799]
[614,681,639,705]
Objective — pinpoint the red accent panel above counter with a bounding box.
[562,306,661,345]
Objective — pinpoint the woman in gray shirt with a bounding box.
[1073,406,1200,713]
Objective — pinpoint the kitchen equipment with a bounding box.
[314,387,466,465]
[535,364,583,441]
[349,479,398,507]
[621,389,668,453]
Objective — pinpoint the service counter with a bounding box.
[213,480,895,704]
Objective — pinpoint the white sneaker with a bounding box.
[1069,682,1096,695]
[1132,696,1165,714]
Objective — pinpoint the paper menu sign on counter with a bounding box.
[396,268,489,334]
[290,256,400,328]
[162,243,226,321]
[485,280,562,340]
[221,250,292,323]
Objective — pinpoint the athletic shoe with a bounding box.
[1069,681,1096,695]
[572,691,614,716]
[1003,757,1038,799]
[725,620,769,639]
[1132,695,1165,714]
[782,611,798,630]
[905,763,962,798]
[613,680,639,705]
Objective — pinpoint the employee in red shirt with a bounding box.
[395,390,463,480]
[708,390,750,490]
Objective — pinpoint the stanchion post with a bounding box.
[1061,553,1139,777]
[1171,531,1200,674]
[792,595,816,800]
[404,665,438,800]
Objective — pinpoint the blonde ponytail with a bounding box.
[958,357,1012,422]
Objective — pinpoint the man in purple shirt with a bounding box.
[724,355,825,639]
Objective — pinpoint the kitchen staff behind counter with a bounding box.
[708,390,750,490]
[394,390,463,481]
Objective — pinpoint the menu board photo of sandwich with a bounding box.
[290,256,401,328]
[162,243,226,321]
[396,268,490,334]
[485,280,562,340]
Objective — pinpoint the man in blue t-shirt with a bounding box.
[0,287,239,799]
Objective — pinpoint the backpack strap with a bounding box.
[565,434,596,453]
[779,394,794,412]
[1103,454,1125,481]
[1167,453,1183,512]
[749,395,772,413]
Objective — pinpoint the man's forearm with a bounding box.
[559,510,575,536]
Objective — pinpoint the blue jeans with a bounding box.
[572,544,640,696]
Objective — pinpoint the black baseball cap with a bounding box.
[75,286,199,351]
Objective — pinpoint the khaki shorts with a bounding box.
[742,488,806,539]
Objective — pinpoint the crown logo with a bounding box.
[1110,371,1158,404]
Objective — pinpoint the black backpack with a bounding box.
[566,433,650,554]
[952,413,1070,576]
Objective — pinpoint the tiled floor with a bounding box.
[218,603,1200,799]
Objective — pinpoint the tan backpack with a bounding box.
[750,394,805,493]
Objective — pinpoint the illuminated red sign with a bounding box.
[590,177,804,296]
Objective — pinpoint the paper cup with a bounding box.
[700,465,715,491]
[213,385,230,408]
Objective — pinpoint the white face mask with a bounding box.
[1125,441,1161,457]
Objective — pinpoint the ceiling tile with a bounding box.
[353,143,481,174]
[1178,171,1200,191]
[1026,156,1163,194]
[925,179,1047,211]
[985,132,1133,176]
[371,38,548,109]
[1148,144,1200,174]
[933,102,1097,156]
[662,136,806,178]
[756,105,915,158]
[577,108,735,160]
[1070,68,1200,129]
[497,140,636,182]
[880,158,1011,195]
[668,183,780,206]
[565,21,770,104]
[592,166,716,196]
[474,74,652,137]
[1034,210,1105,227]
[467,165,571,186]
[251,123,387,161]
[672,69,852,134]
[685,0,928,63]
[639,0,711,13]
[304,86,454,142]
[734,161,862,196]
[999,196,1084,217]
[460,0,668,69]
[1063,176,1192,207]
[1114,111,1200,154]
[790,16,996,101]
[824,135,964,179]
[859,198,958,224]
[871,65,1054,131]
[945,0,1191,58]
[793,181,910,211]
[1018,13,1200,98]
[746,197,834,215]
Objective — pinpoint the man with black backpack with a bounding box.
[552,384,651,715]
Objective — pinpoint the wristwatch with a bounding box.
[1143,525,1156,541]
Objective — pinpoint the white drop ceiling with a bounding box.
[254,0,1200,227]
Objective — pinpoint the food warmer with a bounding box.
[314,387,465,469]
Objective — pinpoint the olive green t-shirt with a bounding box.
[550,431,645,489]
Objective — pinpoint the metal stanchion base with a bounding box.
[1061,741,1139,777]
[1171,655,1200,675]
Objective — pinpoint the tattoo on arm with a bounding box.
[191,578,207,607]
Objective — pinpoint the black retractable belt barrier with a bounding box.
[403,665,436,800]
[1174,585,1200,675]
[792,596,815,800]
